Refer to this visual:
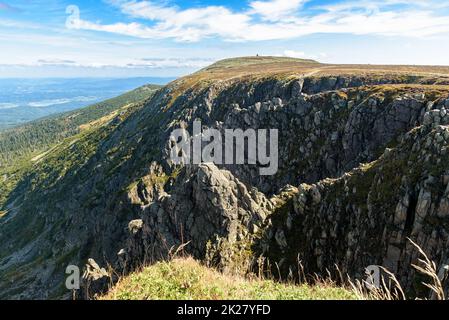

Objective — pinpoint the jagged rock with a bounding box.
[128,219,143,235]
[84,259,108,280]
[122,163,271,269]
[259,125,449,297]
[275,229,288,248]
[79,259,110,300]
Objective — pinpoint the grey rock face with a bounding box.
[79,258,110,299]
[121,163,271,269]
[259,125,449,297]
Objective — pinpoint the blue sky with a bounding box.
[1,0,449,78]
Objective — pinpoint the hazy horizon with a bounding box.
[0,76,172,129]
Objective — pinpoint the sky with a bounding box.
[1,0,449,78]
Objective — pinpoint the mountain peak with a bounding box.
[204,56,320,70]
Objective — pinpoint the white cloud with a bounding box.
[119,0,177,20]
[28,97,97,108]
[318,0,449,12]
[248,0,306,21]
[0,19,42,29]
[126,57,215,68]
[281,50,306,58]
[0,103,19,110]
[73,1,250,42]
[37,59,77,65]
[276,50,328,61]
[67,0,449,42]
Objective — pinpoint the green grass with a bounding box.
[0,84,161,209]
[102,258,357,300]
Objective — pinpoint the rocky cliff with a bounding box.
[1,57,449,299]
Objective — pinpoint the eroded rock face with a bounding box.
[216,89,439,193]
[259,125,449,296]
[79,258,110,299]
[2,70,449,299]
[120,163,271,270]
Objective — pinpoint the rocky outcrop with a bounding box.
[79,258,110,300]
[259,124,449,296]
[120,163,271,272]
[216,87,443,192]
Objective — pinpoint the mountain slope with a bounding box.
[0,84,161,208]
[0,84,161,166]
[1,57,449,299]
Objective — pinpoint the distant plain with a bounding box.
[0,77,173,129]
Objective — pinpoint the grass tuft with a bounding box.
[101,257,357,300]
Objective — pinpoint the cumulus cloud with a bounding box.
[72,2,250,42]
[66,0,449,42]
[248,0,306,21]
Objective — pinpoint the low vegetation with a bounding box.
[0,84,160,208]
[102,257,357,300]
[102,239,447,301]
[0,84,161,167]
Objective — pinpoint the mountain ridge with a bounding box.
[1,57,449,299]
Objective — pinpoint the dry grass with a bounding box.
[101,257,357,300]
[349,267,406,300]
[198,56,449,80]
[205,56,449,80]
[99,237,448,301]
[409,238,446,300]
[163,56,449,110]
[348,238,447,300]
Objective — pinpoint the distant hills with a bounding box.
[0,84,162,167]
[0,83,161,207]
[0,77,173,129]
